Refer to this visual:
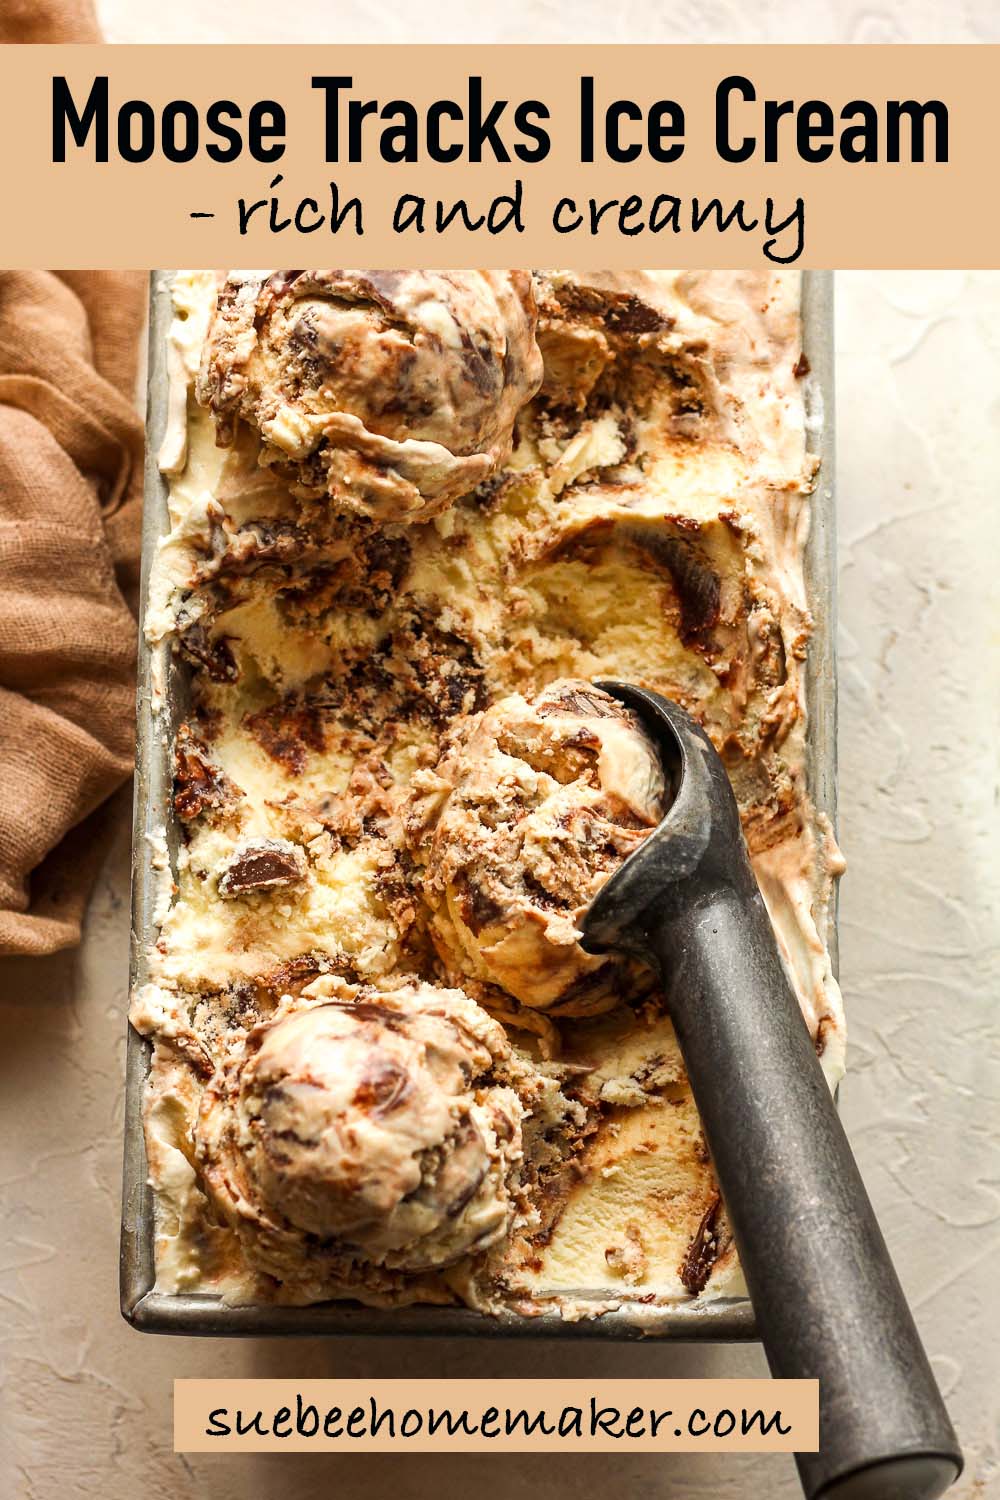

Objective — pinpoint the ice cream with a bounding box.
[194,983,524,1285]
[196,269,543,522]
[136,267,845,1317]
[408,680,666,1012]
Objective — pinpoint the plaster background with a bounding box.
[1,7,998,1498]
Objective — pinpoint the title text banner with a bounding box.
[1,44,995,267]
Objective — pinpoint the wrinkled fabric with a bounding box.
[0,0,145,956]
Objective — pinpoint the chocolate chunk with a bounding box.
[233,519,312,563]
[456,873,508,935]
[679,1191,723,1296]
[177,622,238,683]
[360,530,412,602]
[537,685,623,721]
[217,840,307,897]
[173,725,237,822]
[554,283,670,337]
[470,470,516,512]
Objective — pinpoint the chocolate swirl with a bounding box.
[196,270,543,523]
[194,983,524,1283]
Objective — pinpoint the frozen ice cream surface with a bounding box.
[409,680,665,1011]
[137,268,845,1318]
[194,984,523,1285]
[196,270,542,522]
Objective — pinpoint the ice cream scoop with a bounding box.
[582,682,962,1500]
[407,680,666,1014]
[197,269,542,522]
[194,983,523,1282]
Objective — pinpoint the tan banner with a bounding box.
[173,1378,818,1453]
[0,44,996,267]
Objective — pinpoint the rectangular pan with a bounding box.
[121,270,837,1339]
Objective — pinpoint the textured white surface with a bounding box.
[0,8,997,1497]
[99,0,1000,42]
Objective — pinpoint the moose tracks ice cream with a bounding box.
[194,984,524,1289]
[136,267,846,1318]
[196,269,543,523]
[407,680,666,1013]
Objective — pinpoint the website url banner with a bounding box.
[174,1379,818,1452]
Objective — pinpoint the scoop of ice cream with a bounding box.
[408,681,666,1013]
[194,983,523,1280]
[196,269,543,522]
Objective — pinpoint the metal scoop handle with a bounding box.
[584,684,962,1500]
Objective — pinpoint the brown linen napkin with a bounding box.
[0,1,146,956]
[1,0,102,43]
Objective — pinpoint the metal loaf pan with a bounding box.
[121,270,837,1339]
